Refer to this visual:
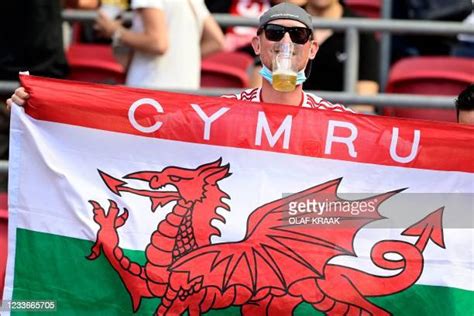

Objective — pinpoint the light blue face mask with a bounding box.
[259,65,307,86]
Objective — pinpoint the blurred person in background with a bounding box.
[94,0,225,90]
[66,0,99,9]
[455,83,474,125]
[205,0,307,55]
[206,0,272,56]
[72,0,124,44]
[0,0,70,191]
[303,0,379,114]
[303,0,379,96]
[0,1,69,81]
[391,0,472,63]
[452,3,474,57]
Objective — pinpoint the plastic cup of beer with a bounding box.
[272,42,297,92]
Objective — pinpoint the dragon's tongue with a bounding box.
[150,192,180,211]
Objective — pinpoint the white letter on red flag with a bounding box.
[325,120,358,158]
[255,112,293,149]
[389,127,421,163]
[191,104,230,141]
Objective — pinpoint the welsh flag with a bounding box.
[3,75,473,315]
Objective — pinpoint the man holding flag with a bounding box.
[3,72,472,315]
[2,3,473,316]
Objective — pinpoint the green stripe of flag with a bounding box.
[11,229,474,315]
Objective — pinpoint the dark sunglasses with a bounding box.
[259,24,313,45]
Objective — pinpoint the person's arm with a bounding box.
[357,31,379,94]
[200,14,225,58]
[95,8,168,55]
[351,80,379,113]
[64,0,99,9]
[350,32,380,113]
[356,80,379,95]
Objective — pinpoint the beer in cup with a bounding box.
[272,42,297,92]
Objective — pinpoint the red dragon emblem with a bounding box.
[87,159,445,315]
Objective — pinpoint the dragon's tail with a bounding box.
[348,239,424,296]
[322,208,444,298]
[316,238,422,315]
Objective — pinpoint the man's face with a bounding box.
[458,110,474,125]
[252,19,318,72]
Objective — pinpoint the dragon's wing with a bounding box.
[171,178,400,294]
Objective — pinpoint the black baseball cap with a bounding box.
[259,3,313,30]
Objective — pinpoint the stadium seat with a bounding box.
[201,51,254,88]
[383,56,474,122]
[0,192,7,298]
[345,0,381,18]
[66,44,126,84]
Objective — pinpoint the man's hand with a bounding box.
[94,10,122,38]
[6,87,29,110]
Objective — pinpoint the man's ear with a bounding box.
[251,36,261,55]
[309,40,318,60]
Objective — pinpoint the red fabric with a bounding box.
[19,75,474,173]
[0,193,7,216]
